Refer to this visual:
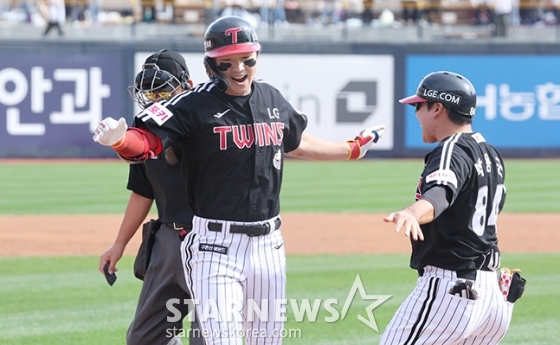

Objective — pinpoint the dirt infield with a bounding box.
[0,213,558,257]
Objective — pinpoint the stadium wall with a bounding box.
[0,40,558,158]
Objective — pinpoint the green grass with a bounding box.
[0,159,557,343]
[0,158,558,214]
[0,160,130,214]
[0,253,557,344]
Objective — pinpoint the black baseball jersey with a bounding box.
[410,132,506,272]
[126,144,194,224]
[135,79,308,222]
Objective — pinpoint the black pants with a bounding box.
[494,13,509,37]
[43,21,63,36]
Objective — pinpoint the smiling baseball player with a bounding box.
[381,71,517,345]
[93,15,386,345]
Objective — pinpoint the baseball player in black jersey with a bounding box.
[98,50,202,345]
[93,15,386,345]
[381,71,514,344]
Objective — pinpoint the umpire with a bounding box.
[98,50,201,345]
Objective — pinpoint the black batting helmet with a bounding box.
[204,15,261,58]
[400,71,477,116]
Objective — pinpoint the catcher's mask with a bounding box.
[203,15,261,92]
[400,71,477,116]
[128,49,190,108]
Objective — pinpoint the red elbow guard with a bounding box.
[112,127,163,162]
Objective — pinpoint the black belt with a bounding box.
[417,267,491,280]
[418,246,500,280]
[207,218,281,237]
[164,222,193,231]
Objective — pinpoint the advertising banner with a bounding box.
[0,54,122,156]
[404,55,560,149]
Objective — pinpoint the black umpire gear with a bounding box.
[128,49,190,108]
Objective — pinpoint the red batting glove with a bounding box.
[347,125,386,160]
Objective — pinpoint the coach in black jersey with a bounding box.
[93,15,386,345]
[381,71,514,345]
[98,50,202,345]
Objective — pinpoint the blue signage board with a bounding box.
[0,54,122,155]
[404,55,560,149]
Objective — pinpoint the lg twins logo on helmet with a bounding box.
[422,89,461,104]
[225,27,242,44]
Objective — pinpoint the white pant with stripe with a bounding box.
[180,216,286,345]
[380,266,514,345]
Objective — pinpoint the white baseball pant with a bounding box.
[181,215,286,345]
[380,265,514,345]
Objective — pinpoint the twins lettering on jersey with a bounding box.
[214,122,285,150]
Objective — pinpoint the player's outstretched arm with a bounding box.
[383,199,435,241]
[287,125,386,160]
[93,117,163,161]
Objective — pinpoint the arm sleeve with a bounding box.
[420,185,451,219]
[112,127,163,161]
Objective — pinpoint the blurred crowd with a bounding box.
[1,0,560,33]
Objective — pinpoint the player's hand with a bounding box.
[93,117,128,146]
[99,243,125,275]
[347,125,386,160]
[383,210,425,241]
[449,280,478,300]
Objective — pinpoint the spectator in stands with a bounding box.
[470,0,493,25]
[493,0,512,37]
[88,0,101,25]
[260,0,288,27]
[509,0,520,25]
[401,0,421,25]
[221,0,259,27]
[39,0,65,37]
[141,0,157,22]
[424,0,441,25]
[320,0,342,25]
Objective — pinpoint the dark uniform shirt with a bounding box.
[136,79,308,222]
[411,132,506,272]
[127,137,194,224]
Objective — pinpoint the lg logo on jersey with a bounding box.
[267,107,280,119]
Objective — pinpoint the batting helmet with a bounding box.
[128,49,190,108]
[400,71,477,116]
[204,15,261,59]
